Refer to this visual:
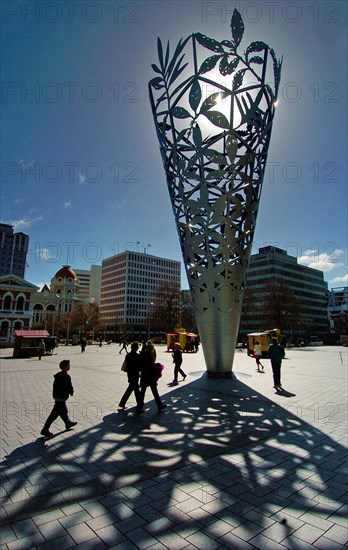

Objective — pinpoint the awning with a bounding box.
[14,330,50,338]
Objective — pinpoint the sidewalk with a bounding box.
[0,344,347,549]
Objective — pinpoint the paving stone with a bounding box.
[6,531,46,550]
[156,529,189,549]
[218,532,255,549]
[66,522,96,544]
[36,534,76,550]
[38,519,69,541]
[317,523,348,545]
[126,526,160,548]
[0,525,17,544]
[95,524,127,546]
[59,510,93,528]
[86,512,118,531]
[186,530,221,548]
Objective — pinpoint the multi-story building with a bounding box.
[74,265,102,305]
[328,287,348,338]
[239,246,328,341]
[0,274,38,343]
[99,251,181,333]
[0,223,29,278]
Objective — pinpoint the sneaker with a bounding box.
[65,422,77,430]
[41,428,53,437]
[118,405,126,410]
[182,375,187,380]
[158,404,167,412]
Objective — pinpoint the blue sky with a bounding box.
[1,0,347,290]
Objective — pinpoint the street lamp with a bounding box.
[147,302,154,340]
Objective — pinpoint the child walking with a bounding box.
[41,359,77,438]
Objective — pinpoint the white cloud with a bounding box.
[79,173,86,183]
[298,248,344,273]
[10,218,32,230]
[329,274,348,284]
[64,201,72,208]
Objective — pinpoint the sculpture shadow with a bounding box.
[1,373,346,547]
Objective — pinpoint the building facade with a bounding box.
[74,265,102,305]
[328,287,348,339]
[0,223,29,278]
[239,246,329,342]
[99,251,181,333]
[0,274,39,343]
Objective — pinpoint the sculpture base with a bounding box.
[207,371,233,379]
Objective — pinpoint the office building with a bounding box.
[99,251,181,332]
[328,287,348,338]
[239,246,329,341]
[74,265,102,305]
[0,223,29,278]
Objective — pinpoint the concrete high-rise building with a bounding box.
[328,287,348,338]
[74,265,102,305]
[0,223,29,278]
[99,251,181,331]
[239,246,329,341]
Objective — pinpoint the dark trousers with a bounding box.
[174,364,185,381]
[43,401,71,429]
[119,381,141,409]
[271,361,282,386]
[139,384,162,410]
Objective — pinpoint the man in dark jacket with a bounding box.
[267,337,285,390]
[41,359,77,437]
[118,342,142,413]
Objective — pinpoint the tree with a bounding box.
[69,302,100,335]
[257,280,302,340]
[151,282,181,333]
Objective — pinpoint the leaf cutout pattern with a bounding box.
[195,33,224,53]
[231,9,244,48]
[189,80,202,112]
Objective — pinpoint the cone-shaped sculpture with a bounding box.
[149,10,282,376]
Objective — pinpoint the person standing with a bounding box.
[38,339,45,360]
[267,337,285,390]
[172,343,186,383]
[139,341,166,413]
[40,359,77,437]
[118,342,142,413]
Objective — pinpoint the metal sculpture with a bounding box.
[149,10,282,376]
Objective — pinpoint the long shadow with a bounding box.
[1,373,346,548]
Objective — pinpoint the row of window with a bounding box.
[1,294,27,311]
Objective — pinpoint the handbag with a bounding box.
[154,362,164,380]
[121,359,128,372]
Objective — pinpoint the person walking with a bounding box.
[172,343,186,383]
[138,341,166,413]
[40,359,77,437]
[119,339,128,354]
[38,339,45,360]
[118,342,143,413]
[267,337,285,390]
[80,336,87,353]
[254,341,264,372]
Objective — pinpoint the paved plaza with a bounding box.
[0,343,347,549]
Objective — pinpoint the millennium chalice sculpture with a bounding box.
[149,10,282,376]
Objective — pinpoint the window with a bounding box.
[16,296,25,311]
[3,295,12,310]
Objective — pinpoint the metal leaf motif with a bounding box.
[189,80,202,111]
[195,33,224,53]
[231,9,244,47]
